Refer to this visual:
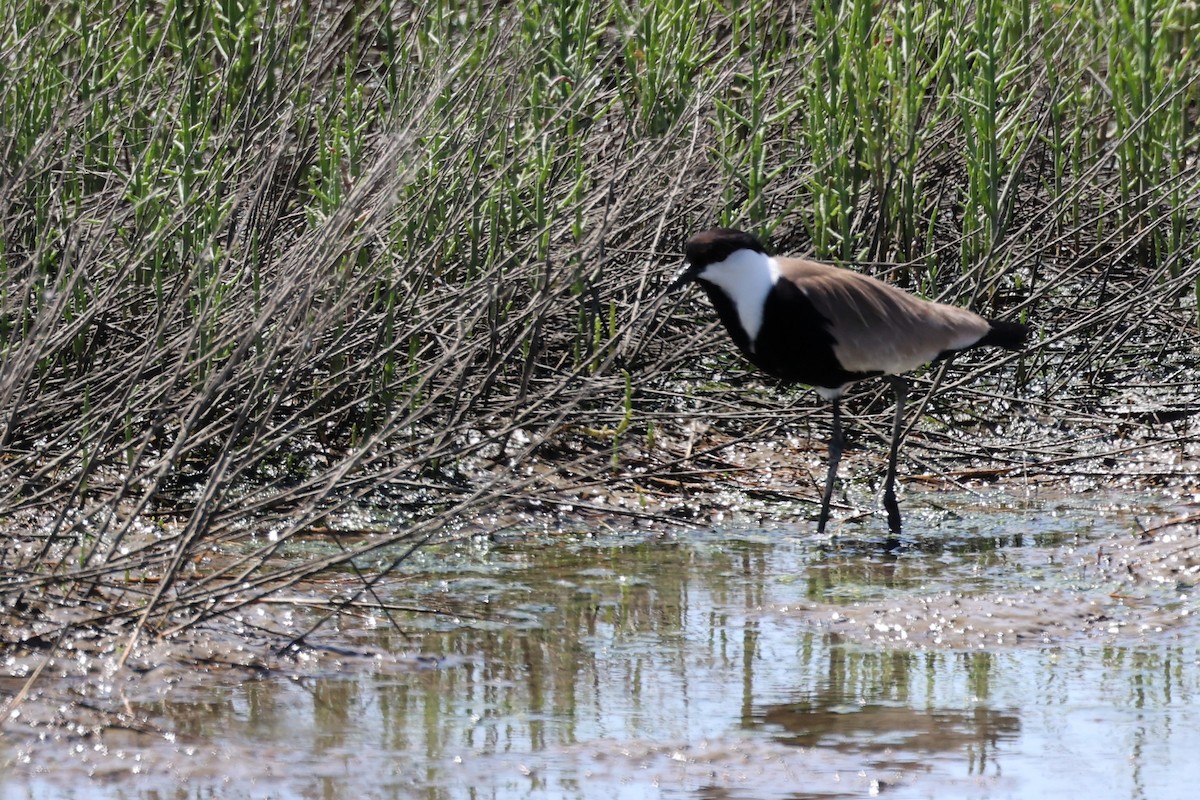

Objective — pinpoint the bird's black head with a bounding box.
[668,228,769,291]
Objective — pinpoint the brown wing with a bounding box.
[775,257,989,375]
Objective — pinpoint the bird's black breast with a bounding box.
[702,279,875,390]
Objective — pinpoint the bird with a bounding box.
[669,227,1028,535]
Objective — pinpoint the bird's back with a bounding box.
[772,257,992,377]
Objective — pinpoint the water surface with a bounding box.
[5,490,1200,799]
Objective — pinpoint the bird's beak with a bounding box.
[667,262,698,292]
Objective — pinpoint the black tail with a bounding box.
[977,319,1029,351]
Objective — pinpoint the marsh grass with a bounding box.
[0,0,1198,670]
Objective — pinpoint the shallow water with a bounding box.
[6,490,1200,799]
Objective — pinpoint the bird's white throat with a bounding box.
[696,249,780,349]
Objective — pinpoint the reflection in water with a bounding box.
[749,647,1021,770]
[5,493,1200,799]
[755,694,1020,766]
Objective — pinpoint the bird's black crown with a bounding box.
[684,228,768,269]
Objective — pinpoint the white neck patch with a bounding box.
[696,249,780,349]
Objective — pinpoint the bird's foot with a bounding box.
[883,491,902,534]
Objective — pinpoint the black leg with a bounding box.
[818,398,843,534]
[882,377,908,534]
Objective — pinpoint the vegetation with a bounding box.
[1,0,1197,664]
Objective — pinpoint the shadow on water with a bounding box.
[5,490,1200,799]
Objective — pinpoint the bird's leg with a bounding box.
[882,376,908,534]
[817,398,843,534]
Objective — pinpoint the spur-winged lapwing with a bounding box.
[670,227,1028,535]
